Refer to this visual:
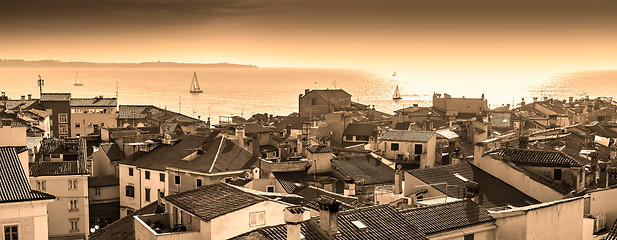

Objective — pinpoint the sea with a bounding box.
[1,67,616,123]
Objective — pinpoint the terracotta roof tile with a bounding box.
[400,199,494,235]
[163,183,268,221]
[89,201,163,240]
[70,97,117,107]
[492,148,585,167]
[380,130,435,142]
[306,145,333,154]
[40,93,70,101]
[0,147,56,203]
[332,155,395,185]
[29,161,89,177]
[407,162,539,209]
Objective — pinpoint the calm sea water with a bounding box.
[0,68,615,123]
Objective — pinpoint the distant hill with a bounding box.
[0,59,258,68]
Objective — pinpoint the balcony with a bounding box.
[134,213,200,240]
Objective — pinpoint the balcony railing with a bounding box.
[134,213,200,239]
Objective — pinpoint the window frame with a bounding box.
[391,142,399,151]
[69,199,79,211]
[160,173,165,182]
[125,185,135,198]
[145,188,151,202]
[128,168,134,176]
[174,175,181,185]
[196,179,202,187]
[4,225,19,240]
[145,171,150,180]
[68,179,78,190]
[58,113,68,123]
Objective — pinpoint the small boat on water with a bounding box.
[73,72,83,86]
[190,71,203,93]
[392,84,402,100]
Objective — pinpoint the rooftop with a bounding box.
[29,161,90,177]
[407,162,539,209]
[342,122,377,137]
[490,148,586,168]
[309,89,352,103]
[306,145,333,154]
[163,183,268,221]
[380,130,436,142]
[89,175,119,187]
[0,147,55,203]
[119,135,209,171]
[70,97,117,107]
[100,142,124,161]
[399,199,494,235]
[332,154,395,186]
[89,201,164,240]
[167,136,258,174]
[40,93,71,101]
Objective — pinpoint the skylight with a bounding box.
[352,220,367,230]
[453,173,469,182]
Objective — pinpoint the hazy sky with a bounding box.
[2,0,617,73]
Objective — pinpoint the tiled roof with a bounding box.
[89,175,119,187]
[407,162,539,209]
[239,205,427,240]
[29,161,90,177]
[491,148,585,167]
[1,100,39,110]
[100,142,124,161]
[244,123,274,134]
[606,219,617,240]
[118,105,153,119]
[436,128,459,140]
[89,201,163,240]
[306,145,333,154]
[332,155,395,185]
[380,130,436,142]
[70,97,117,107]
[167,136,258,173]
[40,93,70,101]
[394,121,412,130]
[399,199,494,235]
[332,205,427,240]
[119,135,209,171]
[295,187,360,211]
[311,89,352,103]
[163,183,268,221]
[343,122,377,137]
[0,147,56,203]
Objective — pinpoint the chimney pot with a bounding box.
[21,95,25,100]
[318,197,340,235]
[285,206,309,240]
[27,94,32,100]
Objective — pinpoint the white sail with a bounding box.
[73,72,83,86]
[190,71,203,93]
[393,84,402,99]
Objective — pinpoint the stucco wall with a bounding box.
[307,152,333,174]
[525,198,585,240]
[589,188,617,231]
[140,169,166,207]
[0,200,51,240]
[472,150,564,202]
[70,108,117,137]
[380,136,436,168]
[119,164,140,217]
[0,126,27,146]
[209,201,290,240]
[29,175,89,238]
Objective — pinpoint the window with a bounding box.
[70,219,79,232]
[4,225,18,240]
[196,179,202,187]
[59,124,69,134]
[36,180,46,191]
[68,179,77,190]
[101,122,105,127]
[160,173,165,182]
[145,188,151,202]
[58,113,68,123]
[266,185,275,193]
[415,144,423,154]
[70,199,78,211]
[95,187,101,195]
[249,211,266,227]
[554,169,562,181]
[128,168,133,176]
[464,234,474,240]
[174,175,180,185]
[391,143,399,151]
[311,98,317,105]
[145,171,150,180]
[345,135,354,141]
[126,185,135,198]
[75,123,80,128]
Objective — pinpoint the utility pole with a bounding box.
[179,96,182,114]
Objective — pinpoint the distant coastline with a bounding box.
[0,59,258,68]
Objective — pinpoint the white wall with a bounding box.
[307,152,332,174]
[0,200,52,240]
[209,201,290,240]
[119,164,140,217]
[589,187,617,231]
[472,148,564,202]
[140,169,166,207]
[0,126,27,146]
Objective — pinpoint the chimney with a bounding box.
[520,98,525,107]
[305,89,310,95]
[394,168,403,195]
[252,133,261,158]
[285,124,292,138]
[27,94,32,100]
[569,96,574,104]
[317,197,340,235]
[21,95,25,101]
[284,206,309,240]
[610,145,617,162]
[533,97,538,102]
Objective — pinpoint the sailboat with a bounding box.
[73,72,83,86]
[190,71,203,93]
[392,84,402,100]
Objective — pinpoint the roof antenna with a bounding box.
[179,96,182,114]
[37,75,44,96]
[115,81,119,99]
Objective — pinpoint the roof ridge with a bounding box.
[208,136,226,173]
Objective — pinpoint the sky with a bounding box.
[2,0,617,74]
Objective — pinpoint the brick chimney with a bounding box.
[27,94,32,100]
[284,206,309,240]
[394,168,403,195]
[317,197,340,235]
